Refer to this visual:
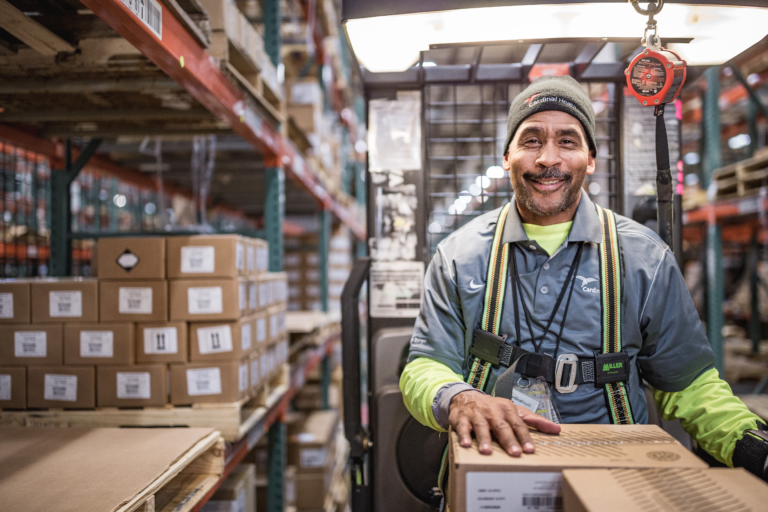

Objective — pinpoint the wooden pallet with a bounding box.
[0,364,290,442]
[126,431,225,512]
[714,153,768,200]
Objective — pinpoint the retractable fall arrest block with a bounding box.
[625,0,686,248]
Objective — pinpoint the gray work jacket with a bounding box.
[409,191,715,424]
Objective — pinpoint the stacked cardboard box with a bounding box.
[199,0,267,74]
[288,410,340,511]
[0,235,288,411]
[202,463,256,512]
[285,227,351,312]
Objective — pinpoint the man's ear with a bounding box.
[502,152,511,171]
[585,150,596,176]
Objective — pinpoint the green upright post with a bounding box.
[265,168,284,272]
[321,354,331,409]
[50,138,102,276]
[263,0,280,67]
[319,209,331,312]
[703,66,725,377]
[266,420,286,512]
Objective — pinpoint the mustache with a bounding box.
[522,167,573,182]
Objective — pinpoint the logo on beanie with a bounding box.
[528,95,578,111]
[524,93,540,104]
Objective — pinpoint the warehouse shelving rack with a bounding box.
[0,0,360,510]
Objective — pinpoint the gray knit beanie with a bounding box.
[503,75,596,156]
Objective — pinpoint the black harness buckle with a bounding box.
[469,329,507,366]
[594,351,631,384]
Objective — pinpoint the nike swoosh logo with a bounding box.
[469,279,483,290]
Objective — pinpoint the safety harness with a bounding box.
[436,201,634,503]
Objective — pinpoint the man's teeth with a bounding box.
[536,179,561,184]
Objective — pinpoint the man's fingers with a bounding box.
[517,406,562,435]
[504,406,535,453]
[455,417,473,448]
[491,416,522,457]
[472,417,493,455]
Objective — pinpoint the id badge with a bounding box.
[512,376,561,424]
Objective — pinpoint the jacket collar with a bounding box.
[501,190,603,245]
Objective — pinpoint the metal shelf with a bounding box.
[45,0,364,240]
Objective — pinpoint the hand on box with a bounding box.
[449,391,560,457]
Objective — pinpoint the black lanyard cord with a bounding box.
[509,242,585,354]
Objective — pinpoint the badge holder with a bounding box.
[514,375,561,424]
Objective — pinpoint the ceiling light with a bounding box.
[728,133,751,150]
[448,204,457,215]
[345,4,768,72]
[429,221,442,233]
[458,191,472,203]
[454,200,467,213]
[469,184,482,196]
[113,194,127,208]
[683,152,700,165]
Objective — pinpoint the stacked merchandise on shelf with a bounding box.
[252,348,348,512]
[202,463,257,512]
[284,226,352,312]
[0,234,289,411]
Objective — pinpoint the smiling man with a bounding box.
[400,76,768,487]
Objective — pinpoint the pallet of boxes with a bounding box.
[0,234,288,414]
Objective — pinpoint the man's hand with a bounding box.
[449,391,561,457]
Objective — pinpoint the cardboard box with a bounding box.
[0,324,63,366]
[267,305,285,342]
[136,322,188,364]
[448,424,707,512]
[167,235,245,279]
[169,278,241,322]
[258,276,269,310]
[64,323,135,365]
[99,280,168,322]
[0,279,31,324]
[27,365,95,409]
[96,364,167,408]
[272,272,287,304]
[254,238,269,274]
[96,237,166,279]
[287,409,339,473]
[189,316,254,362]
[295,469,332,510]
[238,277,249,316]
[285,465,297,506]
[170,360,249,405]
[0,366,26,409]
[248,349,261,391]
[254,311,268,346]
[246,239,256,275]
[248,279,258,312]
[203,463,256,512]
[30,278,98,323]
[294,383,340,411]
[562,468,768,512]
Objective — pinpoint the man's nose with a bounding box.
[535,141,562,168]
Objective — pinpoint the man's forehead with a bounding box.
[516,111,586,136]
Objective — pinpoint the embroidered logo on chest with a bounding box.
[576,276,600,294]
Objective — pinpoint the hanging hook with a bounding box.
[629,0,664,17]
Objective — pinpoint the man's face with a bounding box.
[503,110,595,218]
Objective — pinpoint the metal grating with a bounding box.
[424,82,621,257]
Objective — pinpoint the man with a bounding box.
[400,75,767,480]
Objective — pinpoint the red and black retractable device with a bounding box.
[625,0,685,250]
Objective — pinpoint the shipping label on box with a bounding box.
[197,325,233,354]
[0,293,13,319]
[117,372,151,399]
[188,286,224,314]
[239,363,248,392]
[239,281,247,313]
[44,374,78,402]
[248,281,257,310]
[49,291,82,318]
[15,331,47,358]
[144,327,178,354]
[0,366,25,408]
[0,374,10,400]
[119,287,153,314]
[181,246,216,274]
[80,331,114,358]
[0,279,31,323]
[250,354,260,388]
[236,241,245,274]
[187,367,222,396]
[168,235,242,278]
[256,315,267,344]
[241,323,252,351]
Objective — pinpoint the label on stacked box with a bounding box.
[256,317,267,343]
[144,327,178,354]
[44,374,77,401]
[181,246,215,273]
[118,287,153,314]
[0,374,11,400]
[80,331,114,357]
[188,287,223,314]
[239,363,248,392]
[117,372,151,399]
[247,246,255,272]
[0,293,13,318]
[249,283,257,309]
[250,359,259,387]
[239,282,247,311]
[197,325,233,354]
[241,323,252,351]
[300,448,329,468]
[186,367,222,396]
[14,331,46,357]
[236,243,245,271]
[49,291,82,317]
